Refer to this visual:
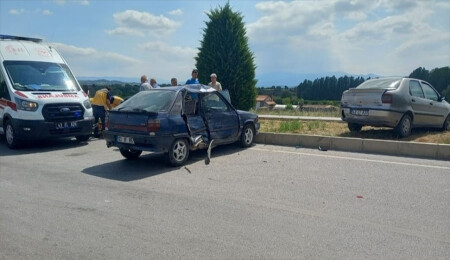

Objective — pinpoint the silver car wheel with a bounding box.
[396,114,412,138]
[401,117,411,134]
[444,115,450,131]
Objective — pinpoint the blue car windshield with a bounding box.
[4,61,80,91]
[357,78,400,89]
[117,90,176,113]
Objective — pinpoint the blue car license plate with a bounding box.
[117,136,134,144]
[350,109,369,116]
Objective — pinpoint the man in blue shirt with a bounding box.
[185,69,199,84]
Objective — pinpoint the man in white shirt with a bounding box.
[150,78,160,88]
[140,75,152,91]
[208,73,222,91]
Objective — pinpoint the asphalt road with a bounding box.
[1,137,449,259]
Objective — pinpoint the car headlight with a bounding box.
[15,98,38,111]
[83,99,92,109]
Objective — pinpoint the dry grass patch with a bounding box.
[260,120,450,144]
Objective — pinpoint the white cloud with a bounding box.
[139,41,197,58]
[9,9,25,15]
[341,16,414,44]
[106,27,145,37]
[42,10,53,15]
[52,0,89,5]
[137,41,198,82]
[345,11,367,21]
[50,42,142,77]
[53,0,66,5]
[106,10,180,37]
[10,8,53,16]
[169,9,183,16]
[377,0,418,12]
[50,41,196,83]
[51,42,139,63]
[435,1,450,10]
[247,0,449,76]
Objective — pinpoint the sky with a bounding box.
[1,0,449,87]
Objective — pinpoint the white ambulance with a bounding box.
[0,35,93,148]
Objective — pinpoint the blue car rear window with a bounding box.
[116,90,176,112]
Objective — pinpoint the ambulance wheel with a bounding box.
[5,120,21,149]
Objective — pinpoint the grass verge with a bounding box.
[260,120,450,144]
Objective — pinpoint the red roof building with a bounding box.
[255,95,276,109]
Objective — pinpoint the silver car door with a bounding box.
[420,81,446,127]
[408,80,428,126]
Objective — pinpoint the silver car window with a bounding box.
[421,82,439,101]
[409,80,424,98]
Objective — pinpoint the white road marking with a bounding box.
[251,147,450,170]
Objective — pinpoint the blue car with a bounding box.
[103,84,260,166]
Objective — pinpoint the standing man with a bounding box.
[91,87,112,137]
[140,75,152,91]
[185,69,199,84]
[208,73,222,91]
[150,78,160,88]
[171,77,178,86]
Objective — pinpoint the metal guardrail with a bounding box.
[258,115,343,122]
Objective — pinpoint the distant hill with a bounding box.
[77,72,382,88]
[77,76,138,85]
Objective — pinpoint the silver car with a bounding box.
[340,77,450,137]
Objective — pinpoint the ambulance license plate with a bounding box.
[55,121,78,129]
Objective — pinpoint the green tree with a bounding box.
[443,85,450,101]
[409,67,430,81]
[281,97,291,105]
[428,66,450,95]
[195,3,257,110]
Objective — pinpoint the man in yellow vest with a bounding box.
[91,87,112,137]
[110,96,124,108]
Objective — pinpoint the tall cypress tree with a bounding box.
[195,3,257,110]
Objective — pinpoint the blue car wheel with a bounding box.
[240,124,255,147]
[168,138,189,166]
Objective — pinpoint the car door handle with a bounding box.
[411,99,415,102]
[430,102,433,105]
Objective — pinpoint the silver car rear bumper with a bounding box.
[341,107,404,127]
